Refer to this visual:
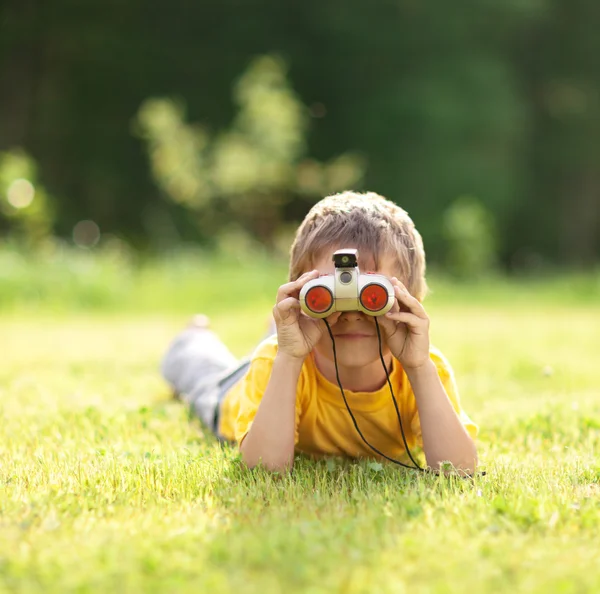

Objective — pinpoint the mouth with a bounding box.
[334,332,374,340]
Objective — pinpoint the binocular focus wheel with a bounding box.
[359,283,388,312]
[305,286,334,313]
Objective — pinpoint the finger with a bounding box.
[296,309,340,327]
[374,309,400,334]
[276,270,316,299]
[374,313,401,336]
[276,270,319,303]
[274,297,301,323]
[322,311,342,326]
[390,277,422,304]
[387,294,400,314]
[391,281,427,318]
[385,311,428,331]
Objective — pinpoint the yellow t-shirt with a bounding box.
[218,335,478,461]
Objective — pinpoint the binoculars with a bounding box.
[299,249,395,319]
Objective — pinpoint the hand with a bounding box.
[273,270,342,360]
[376,277,430,370]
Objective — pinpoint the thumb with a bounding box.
[320,311,342,331]
[376,314,400,338]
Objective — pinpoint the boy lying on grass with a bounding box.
[162,191,478,474]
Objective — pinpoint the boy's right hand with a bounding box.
[273,270,341,360]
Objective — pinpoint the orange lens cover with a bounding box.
[360,283,388,312]
[305,286,333,313]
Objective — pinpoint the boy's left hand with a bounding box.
[377,277,431,370]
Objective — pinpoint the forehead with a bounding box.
[312,247,398,276]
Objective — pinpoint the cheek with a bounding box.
[314,333,334,358]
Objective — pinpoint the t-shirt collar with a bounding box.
[309,352,402,412]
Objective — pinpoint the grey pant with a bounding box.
[161,328,252,435]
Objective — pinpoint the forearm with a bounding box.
[406,360,478,474]
[240,353,303,472]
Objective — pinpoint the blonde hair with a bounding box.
[289,191,428,300]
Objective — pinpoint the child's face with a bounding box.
[308,249,401,369]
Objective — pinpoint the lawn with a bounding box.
[1,254,599,593]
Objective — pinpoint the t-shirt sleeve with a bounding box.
[410,349,479,443]
[234,356,304,446]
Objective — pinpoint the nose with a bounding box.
[338,310,365,322]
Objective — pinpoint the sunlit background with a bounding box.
[2,4,600,593]
[1,0,599,292]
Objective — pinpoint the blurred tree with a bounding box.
[443,196,497,278]
[516,0,600,266]
[135,55,364,246]
[0,0,598,265]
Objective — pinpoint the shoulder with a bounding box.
[249,333,279,362]
[428,345,456,379]
[247,334,309,397]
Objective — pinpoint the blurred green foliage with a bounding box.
[443,197,497,278]
[0,242,287,314]
[0,243,598,314]
[1,0,599,269]
[135,56,364,246]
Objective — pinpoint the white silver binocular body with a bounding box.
[299,249,395,319]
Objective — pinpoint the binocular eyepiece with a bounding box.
[299,249,395,318]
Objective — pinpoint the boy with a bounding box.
[162,192,478,474]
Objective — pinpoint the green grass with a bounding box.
[1,249,599,593]
[1,242,599,314]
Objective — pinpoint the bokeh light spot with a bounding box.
[309,102,327,118]
[7,179,35,209]
[73,220,101,248]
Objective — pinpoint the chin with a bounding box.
[314,337,384,368]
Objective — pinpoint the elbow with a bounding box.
[239,440,294,473]
[435,459,478,477]
[453,458,478,477]
[431,445,479,477]
[241,456,293,474]
[453,449,479,476]
[245,460,293,473]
